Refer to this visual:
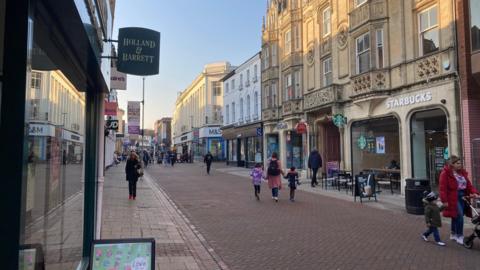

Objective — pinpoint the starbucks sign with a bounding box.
[117,27,160,76]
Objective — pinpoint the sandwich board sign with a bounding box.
[117,27,160,76]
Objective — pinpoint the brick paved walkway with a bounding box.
[146,162,480,270]
[102,165,225,270]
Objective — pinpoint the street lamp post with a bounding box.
[142,77,145,150]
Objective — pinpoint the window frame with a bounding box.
[285,30,292,55]
[376,29,384,69]
[355,0,368,7]
[470,0,480,52]
[356,32,371,74]
[322,7,331,37]
[322,57,332,87]
[418,5,439,56]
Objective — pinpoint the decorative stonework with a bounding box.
[304,87,336,110]
[373,72,386,89]
[416,55,440,79]
[321,37,331,56]
[282,99,303,115]
[337,24,348,49]
[353,73,371,93]
[349,0,387,30]
[307,46,315,66]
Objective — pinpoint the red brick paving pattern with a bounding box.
[147,163,480,270]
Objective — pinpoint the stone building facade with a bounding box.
[262,0,462,192]
[172,62,232,160]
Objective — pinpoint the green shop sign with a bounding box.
[117,27,160,76]
[333,114,347,128]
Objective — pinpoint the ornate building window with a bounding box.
[323,57,332,87]
[226,104,230,124]
[285,30,292,55]
[322,7,331,37]
[376,29,384,68]
[356,32,370,74]
[419,5,439,56]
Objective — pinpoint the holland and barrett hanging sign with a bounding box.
[117,27,160,76]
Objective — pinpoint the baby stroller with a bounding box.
[463,197,480,249]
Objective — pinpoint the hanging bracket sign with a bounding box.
[117,27,160,76]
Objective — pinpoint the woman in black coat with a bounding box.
[125,152,141,200]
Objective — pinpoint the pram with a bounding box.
[463,197,480,249]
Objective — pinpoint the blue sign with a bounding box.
[256,127,263,137]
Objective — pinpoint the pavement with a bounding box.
[101,164,226,270]
[145,162,480,270]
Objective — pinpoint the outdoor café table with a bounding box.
[365,168,401,194]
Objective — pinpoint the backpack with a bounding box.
[267,160,280,176]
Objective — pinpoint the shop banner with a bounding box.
[117,27,160,76]
[127,101,141,135]
[104,101,118,116]
[110,67,127,90]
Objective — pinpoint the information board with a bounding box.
[91,238,155,270]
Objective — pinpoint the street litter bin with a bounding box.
[405,178,430,215]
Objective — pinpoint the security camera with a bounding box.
[441,99,446,104]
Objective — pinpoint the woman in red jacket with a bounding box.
[439,155,479,245]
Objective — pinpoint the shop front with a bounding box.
[222,123,263,167]
[0,0,114,268]
[343,81,461,194]
[199,126,225,161]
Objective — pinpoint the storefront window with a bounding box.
[239,138,245,161]
[266,134,279,159]
[351,116,400,176]
[286,131,303,169]
[20,13,87,269]
[247,137,255,163]
[254,136,263,163]
[411,109,448,189]
[230,139,237,161]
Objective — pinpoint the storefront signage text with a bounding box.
[199,127,222,138]
[386,92,432,109]
[276,122,288,130]
[29,124,55,137]
[117,27,160,76]
[295,122,307,134]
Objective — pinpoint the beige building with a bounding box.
[172,62,233,160]
[262,0,460,192]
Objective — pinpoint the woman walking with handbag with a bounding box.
[125,151,142,200]
[439,155,479,244]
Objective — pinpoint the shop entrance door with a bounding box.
[286,131,303,169]
[411,109,448,190]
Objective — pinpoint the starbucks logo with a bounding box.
[357,135,367,150]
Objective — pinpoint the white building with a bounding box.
[172,62,233,160]
[221,53,262,167]
[27,70,85,163]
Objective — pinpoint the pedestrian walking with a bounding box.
[170,151,176,167]
[143,150,150,168]
[204,151,214,174]
[421,191,446,246]
[265,152,284,202]
[439,155,480,245]
[125,152,141,200]
[284,167,300,202]
[250,163,263,200]
[308,149,322,187]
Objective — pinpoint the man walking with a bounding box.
[308,149,322,187]
[204,151,214,174]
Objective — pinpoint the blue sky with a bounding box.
[114,0,266,129]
